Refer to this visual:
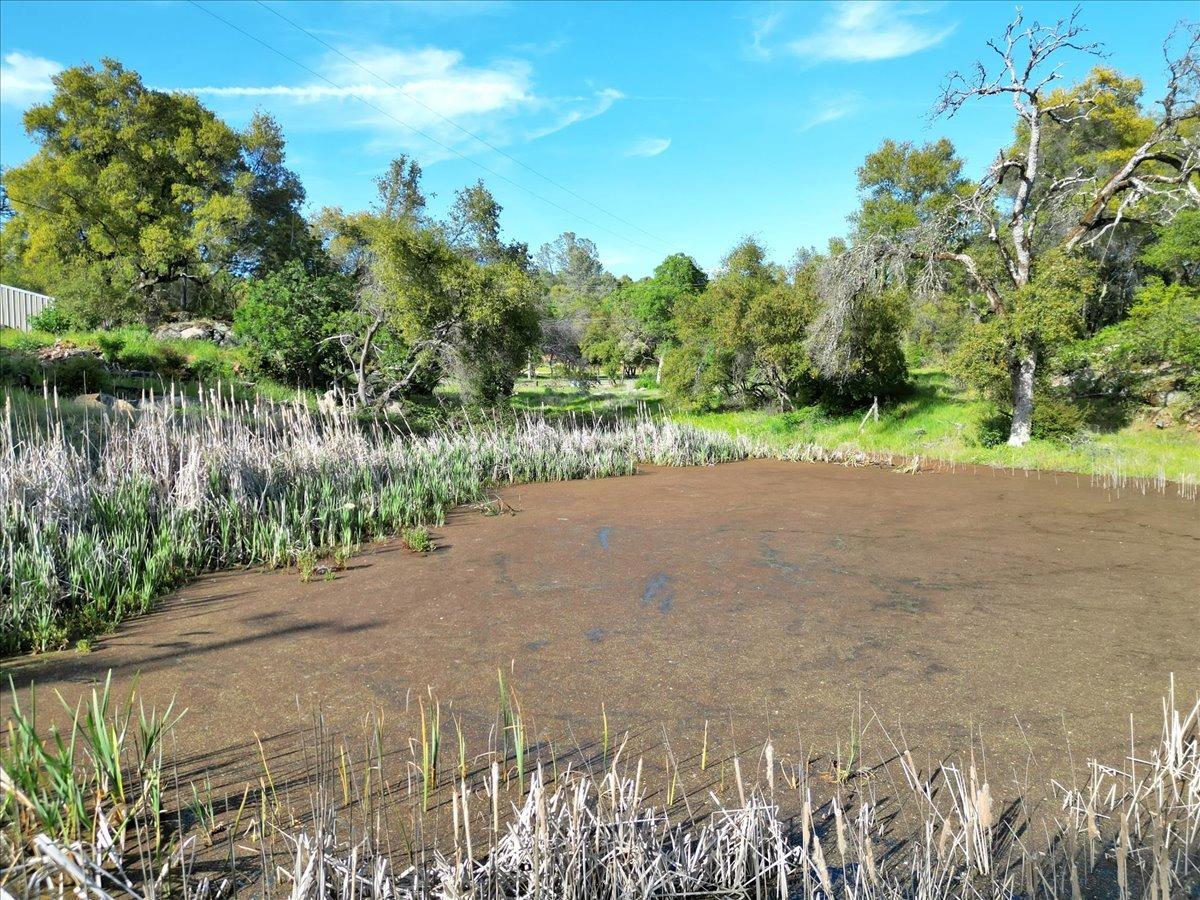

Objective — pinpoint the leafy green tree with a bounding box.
[446,180,529,267]
[234,261,356,387]
[925,16,1199,444]
[374,155,427,222]
[363,215,540,405]
[663,238,819,410]
[634,253,707,382]
[852,138,966,238]
[235,111,315,276]
[4,59,251,324]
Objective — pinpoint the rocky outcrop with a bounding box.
[34,340,103,363]
[152,320,236,346]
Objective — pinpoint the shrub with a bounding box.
[0,348,42,387]
[234,261,355,388]
[28,304,75,335]
[973,410,1010,447]
[1087,280,1200,395]
[402,525,434,553]
[634,370,658,390]
[974,394,1085,446]
[1031,395,1086,441]
[44,355,111,395]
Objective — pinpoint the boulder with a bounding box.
[153,320,236,347]
[76,393,137,415]
[35,340,102,363]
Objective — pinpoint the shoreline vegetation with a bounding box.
[3,674,1197,898]
[3,382,1195,659]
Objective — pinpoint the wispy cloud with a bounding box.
[748,10,784,60]
[788,1,955,62]
[625,137,671,158]
[0,51,62,107]
[526,87,624,141]
[799,92,863,131]
[751,2,954,64]
[171,45,622,162]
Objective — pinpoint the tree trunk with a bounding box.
[1007,350,1037,447]
[655,354,665,385]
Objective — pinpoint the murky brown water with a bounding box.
[5,460,1198,796]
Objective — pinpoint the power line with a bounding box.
[186,0,662,255]
[253,0,670,248]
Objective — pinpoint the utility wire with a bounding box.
[187,0,661,254]
[254,0,669,248]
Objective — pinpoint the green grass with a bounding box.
[1,326,315,407]
[508,376,664,416]
[680,370,1200,483]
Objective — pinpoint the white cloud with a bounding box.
[777,1,955,63]
[0,51,63,107]
[172,45,621,161]
[799,92,863,131]
[625,137,671,158]
[525,87,624,141]
[749,10,784,60]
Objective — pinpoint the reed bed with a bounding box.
[3,676,1197,899]
[0,387,760,655]
[3,386,1193,655]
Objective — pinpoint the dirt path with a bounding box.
[5,460,1198,795]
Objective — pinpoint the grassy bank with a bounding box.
[1,326,308,406]
[679,370,1200,484]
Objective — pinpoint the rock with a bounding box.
[76,392,136,415]
[152,319,236,347]
[35,340,102,363]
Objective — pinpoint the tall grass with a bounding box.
[5,677,1197,898]
[0,387,758,655]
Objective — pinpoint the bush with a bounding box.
[28,304,75,335]
[44,355,111,395]
[973,410,1010,447]
[234,261,355,388]
[1031,395,1086,442]
[974,394,1085,446]
[402,525,434,553]
[0,348,41,386]
[1087,280,1200,395]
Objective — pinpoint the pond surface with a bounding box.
[7,459,1198,795]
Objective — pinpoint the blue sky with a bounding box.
[0,0,1193,277]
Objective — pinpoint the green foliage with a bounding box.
[366,214,541,405]
[1088,279,1200,393]
[1012,249,1097,351]
[402,525,434,553]
[5,59,251,323]
[976,394,1086,446]
[1031,394,1086,441]
[0,347,41,386]
[28,303,75,335]
[812,286,910,408]
[45,354,112,395]
[234,260,356,387]
[235,111,316,276]
[852,137,967,238]
[1140,210,1200,285]
[950,250,1099,404]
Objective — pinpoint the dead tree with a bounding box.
[925,10,1199,445]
